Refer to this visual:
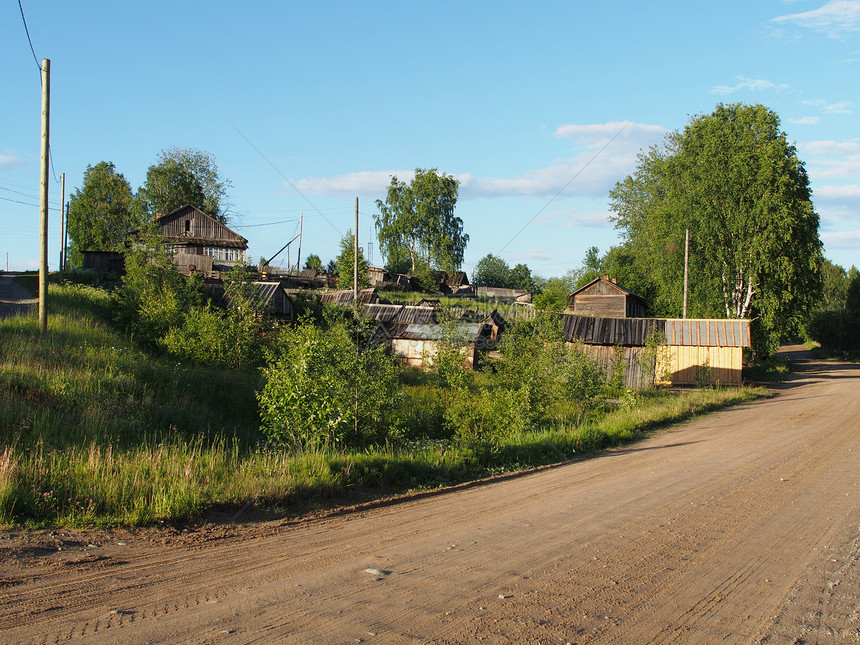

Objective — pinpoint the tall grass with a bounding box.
[0,281,767,528]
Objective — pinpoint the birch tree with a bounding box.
[374,168,468,275]
[610,103,823,356]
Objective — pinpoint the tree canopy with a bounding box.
[134,147,231,224]
[374,168,468,275]
[609,103,823,356]
[334,231,371,290]
[66,161,134,267]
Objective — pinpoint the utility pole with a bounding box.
[683,228,690,319]
[38,58,50,333]
[62,200,69,274]
[58,172,65,280]
[297,212,303,272]
[353,197,359,303]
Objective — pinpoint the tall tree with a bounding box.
[334,231,371,290]
[610,103,823,356]
[135,147,231,223]
[374,168,468,275]
[66,161,134,267]
[473,254,511,287]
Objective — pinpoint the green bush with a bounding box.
[258,317,402,451]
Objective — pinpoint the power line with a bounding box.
[232,218,298,229]
[230,123,343,237]
[18,0,41,73]
[497,121,630,254]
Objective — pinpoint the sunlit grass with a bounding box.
[0,281,768,528]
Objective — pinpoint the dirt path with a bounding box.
[1,346,858,644]
[0,272,36,317]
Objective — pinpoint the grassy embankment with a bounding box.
[0,280,768,528]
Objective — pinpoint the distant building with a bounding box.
[568,276,646,318]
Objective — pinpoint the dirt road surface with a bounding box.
[1,346,858,644]
[0,272,36,318]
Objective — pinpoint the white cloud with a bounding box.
[821,229,860,249]
[553,121,667,148]
[709,76,791,95]
[801,99,853,114]
[772,0,860,37]
[291,170,414,196]
[291,121,667,202]
[789,116,821,124]
[0,152,24,171]
[801,139,860,178]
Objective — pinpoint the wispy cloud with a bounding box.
[290,121,667,202]
[801,138,860,178]
[801,99,852,114]
[292,170,413,196]
[709,76,791,95]
[821,229,860,250]
[0,152,24,171]
[772,0,860,38]
[789,116,821,125]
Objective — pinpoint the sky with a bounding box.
[2,1,859,278]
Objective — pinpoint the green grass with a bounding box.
[0,282,768,528]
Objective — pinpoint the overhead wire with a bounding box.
[230,123,343,237]
[496,121,630,255]
[18,0,41,73]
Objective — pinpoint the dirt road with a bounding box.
[1,346,858,644]
[0,272,36,318]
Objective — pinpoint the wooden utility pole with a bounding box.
[353,197,359,303]
[38,58,51,332]
[297,212,303,272]
[58,172,65,280]
[683,228,690,319]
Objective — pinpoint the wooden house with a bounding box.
[568,276,646,318]
[151,205,248,273]
[375,321,491,370]
[562,314,750,388]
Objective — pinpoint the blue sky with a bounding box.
[2,1,859,278]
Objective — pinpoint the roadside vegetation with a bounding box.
[1,267,766,529]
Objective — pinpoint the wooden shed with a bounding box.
[363,303,438,325]
[568,276,646,318]
[374,321,491,370]
[562,314,750,388]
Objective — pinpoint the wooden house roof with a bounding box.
[153,205,248,249]
[569,276,644,301]
[378,322,486,342]
[319,288,380,307]
[363,304,438,325]
[562,314,750,347]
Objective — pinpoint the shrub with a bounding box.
[258,317,402,451]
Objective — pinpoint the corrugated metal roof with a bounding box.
[319,288,379,306]
[363,304,438,324]
[379,322,485,341]
[562,315,750,347]
[664,319,750,347]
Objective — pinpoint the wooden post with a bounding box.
[38,58,50,332]
[58,172,65,280]
[354,197,358,303]
[297,212,303,272]
[683,228,689,319]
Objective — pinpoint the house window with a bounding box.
[185,220,191,233]
[204,246,245,262]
